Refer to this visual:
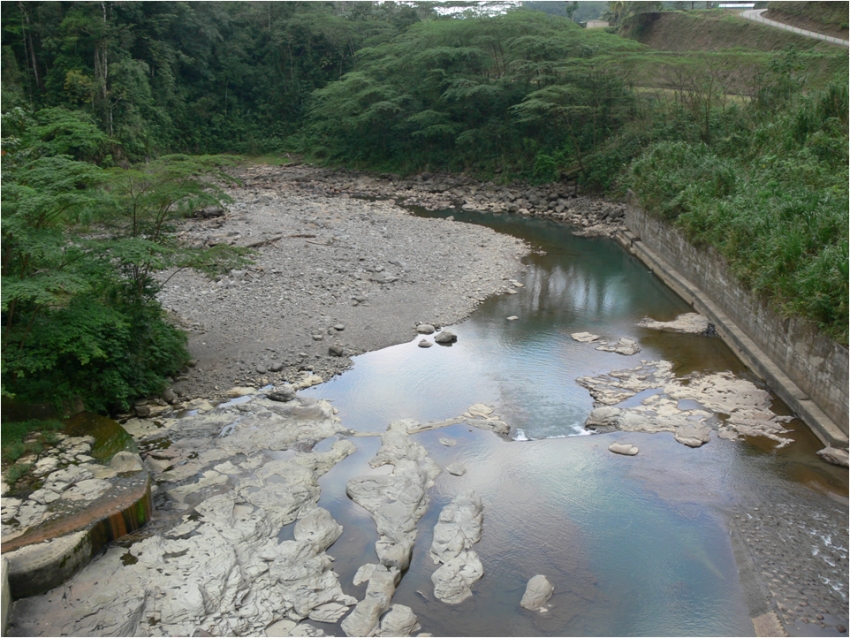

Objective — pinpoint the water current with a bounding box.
[299,210,847,636]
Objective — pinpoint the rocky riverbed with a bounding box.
[149,163,626,407]
[6,391,512,637]
[152,164,547,404]
[5,164,847,637]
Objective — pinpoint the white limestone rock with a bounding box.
[520,574,554,611]
[429,492,484,604]
[608,442,639,456]
[639,312,712,335]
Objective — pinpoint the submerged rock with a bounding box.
[596,337,641,356]
[639,312,713,335]
[520,574,554,611]
[571,332,600,343]
[445,462,467,476]
[608,442,639,456]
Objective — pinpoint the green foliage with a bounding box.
[2,113,244,412]
[4,463,32,485]
[1,418,62,463]
[304,10,641,176]
[629,76,849,343]
[1,1,434,156]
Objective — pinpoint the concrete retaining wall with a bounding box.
[625,203,848,442]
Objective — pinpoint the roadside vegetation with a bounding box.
[1,2,846,425]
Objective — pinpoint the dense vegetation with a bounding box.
[1,2,847,422]
[1,106,247,413]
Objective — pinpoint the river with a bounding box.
[299,209,848,636]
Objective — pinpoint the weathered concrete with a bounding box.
[621,203,848,448]
[2,557,9,636]
[2,428,151,601]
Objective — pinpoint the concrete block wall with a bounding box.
[626,204,848,433]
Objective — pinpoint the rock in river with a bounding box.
[608,442,639,456]
[268,384,296,402]
[520,574,554,611]
[346,420,441,571]
[817,446,849,467]
[430,492,484,604]
[639,312,712,335]
[434,330,457,344]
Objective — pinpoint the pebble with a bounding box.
[418,339,432,348]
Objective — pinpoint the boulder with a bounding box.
[520,574,554,611]
[416,324,436,335]
[429,492,484,604]
[434,330,457,344]
[294,508,343,553]
[269,384,297,402]
[377,604,421,637]
[608,442,639,456]
[674,424,711,448]
[340,565,398,637]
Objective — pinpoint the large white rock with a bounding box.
[346,421,440,572]
[429,492,484,604]
[378,604,421,637]
[520,574,554,611]
[639,312,711,335]
[341,564,398,637]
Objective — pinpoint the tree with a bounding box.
[1,108,246,412]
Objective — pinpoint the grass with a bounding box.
[1,418,64,488]
[620,9,840,53]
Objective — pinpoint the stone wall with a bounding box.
[626,203,848,435]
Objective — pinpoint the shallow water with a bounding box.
[301,211,846,636]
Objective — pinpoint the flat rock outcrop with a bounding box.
[579,361,793,448]
[346,420,441,572]
[639,312,714,335]
[8,396,356,637]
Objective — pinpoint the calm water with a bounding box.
[301,210,846,636]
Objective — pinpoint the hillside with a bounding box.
[620,9,839,52]
[765,1,849,40]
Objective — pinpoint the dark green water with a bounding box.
[302,210,846,636]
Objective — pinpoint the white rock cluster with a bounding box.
[430,492,484,604]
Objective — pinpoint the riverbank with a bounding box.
[147,163,624,408]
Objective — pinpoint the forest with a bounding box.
[2,1,847,417]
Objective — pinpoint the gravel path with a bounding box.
[156,164,530,401]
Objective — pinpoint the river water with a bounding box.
[301,210,847,636]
